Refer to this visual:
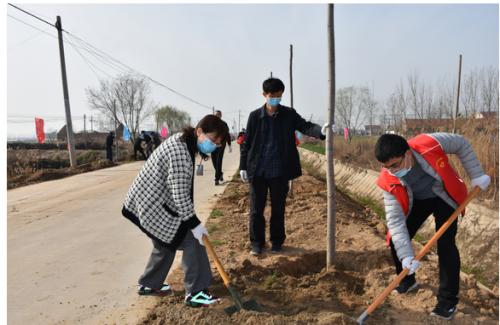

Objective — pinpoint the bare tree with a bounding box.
[480,66,499,113]
[435,77,455,119]
[407,71,425,119]
[336,86,366,135]
[461,70,480,117]
[359,86,377,135]
[86,74,156,142]
[155,105,192,133]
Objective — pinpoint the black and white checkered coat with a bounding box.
[122,133,200,250]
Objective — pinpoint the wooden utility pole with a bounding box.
[289,44,295,198]
[452,54,463,134]
[289,44,294,107]
[326,3,337,268]
[55,15,77,167]
[113,109,119,162]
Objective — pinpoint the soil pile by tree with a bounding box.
[140,174,498,324]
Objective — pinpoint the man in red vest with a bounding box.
[374,132,490,320]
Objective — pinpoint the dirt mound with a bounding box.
[139,174,498,325]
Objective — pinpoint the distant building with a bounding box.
[57,123,124,144]
[403,112,498,135]
[364,125,383,135]
[473,111,498,119]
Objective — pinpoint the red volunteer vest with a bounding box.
[377,134,468,246]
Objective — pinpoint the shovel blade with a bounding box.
[224,299,263,315]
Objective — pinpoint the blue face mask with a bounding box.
[267,97,281,107]
[392,167,411,178]
[197,138,217,154]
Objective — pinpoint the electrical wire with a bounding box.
[8,3,221,112]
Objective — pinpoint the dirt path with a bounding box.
[140,173,499,324]
[7,146,240,325]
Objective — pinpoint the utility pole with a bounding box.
[452,54,463,134]
[326,3,337,268]
[113,108,119,162]
[288,44,295,197]
[212,106,215,115]
[290,44,294,108]
[90,115,93,131]
[84,114,86,133]
[270,71,273,78]
[55,15,77,168]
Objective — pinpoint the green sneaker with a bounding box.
[137,283,172,296]
[185,289,221,307]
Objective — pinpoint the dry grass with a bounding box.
[301,121,498,208]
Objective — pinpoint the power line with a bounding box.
[7,14,57,40]
[8,3,55,28]
[8,3,219,112]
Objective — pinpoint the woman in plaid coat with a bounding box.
[122,115,229,307]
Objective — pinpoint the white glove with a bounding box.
[240,170,248,182]
[321,123,336,136]
[191,224,208,246]
[401,256,420,275]
[471,174,490,191]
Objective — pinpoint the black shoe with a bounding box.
[250,246,262,256]
[271,244,282,253]
[215,180,220,186]
[393,277,418,294]
[430,303,457,320]
[137,283,172,296]
[220,175,224,182]
[185,289,221,307]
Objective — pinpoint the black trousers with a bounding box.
[389,196,460,306]
[211,146,225,181]
[106,147,113,161]
[249,176,289,248]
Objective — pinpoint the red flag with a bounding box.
[35,117,45,144]
[343,127,349,143]
[161,122,169,138]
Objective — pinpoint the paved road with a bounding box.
[7,146,240,324]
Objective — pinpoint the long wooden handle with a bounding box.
[203,234,231,287]
[361,186,481,319]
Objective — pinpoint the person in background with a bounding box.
[106,131,115,162]
[239,77,332,256]
[211,110,232,185]
[122,115,229,307]
[374,132,490,320]
[134,131,151,160]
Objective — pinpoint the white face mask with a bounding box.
[390,154,412,178]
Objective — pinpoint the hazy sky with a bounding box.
[6,3,499,138]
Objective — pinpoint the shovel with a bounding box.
[202,234,263,315]
[357,186,481,324]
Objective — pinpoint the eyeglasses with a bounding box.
[383,156,405,173]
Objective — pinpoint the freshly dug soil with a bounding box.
[139,173,498,324]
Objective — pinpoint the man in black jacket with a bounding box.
[106,131,115,162]
[239,77,329,256]
[211,110,232,185]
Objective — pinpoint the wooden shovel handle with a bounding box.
[203,234,231,287]
[363,186,481,317]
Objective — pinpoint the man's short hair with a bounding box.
[374,134,410,163]
[263,78,285,94]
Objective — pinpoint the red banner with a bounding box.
[343,127,349,143]
[35,117,45,144]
